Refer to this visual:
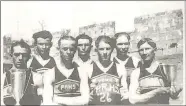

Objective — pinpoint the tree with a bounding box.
[38,20,46,31]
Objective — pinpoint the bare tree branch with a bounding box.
[38,20,46,31]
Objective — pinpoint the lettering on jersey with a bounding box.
[54,79,80,96]
[90,73,120,102]
[58,83,78,92]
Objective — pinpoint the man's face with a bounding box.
[36,38,52,56]
[97,41,113,62]
[138,42,155,61]
[77,39,92,57]
[12,46,30,69]
[59,39,76,62]
[116,35,130,55]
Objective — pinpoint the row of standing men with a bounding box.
[2,30,182,105]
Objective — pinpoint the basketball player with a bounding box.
[3,40,39,105]
[129,38,183,104]
[87,35,128,105]
[75,34,93,66]
[29,30,56,104]
[113,32,141,86]
[50,36,90,105]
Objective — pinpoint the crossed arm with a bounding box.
[128,68,170,104]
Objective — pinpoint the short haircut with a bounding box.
[76,34,92,44]
[33,30,53,44]
[114,32,130,41]
[95,35,115,48]
[58,35,77,48]
[137,38,157,49]
[10,39,31,55]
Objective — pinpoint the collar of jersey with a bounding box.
[34,54,51,67]
[145,61,160,74]
[56,59,75,79]
[76,57,92,64]
[114,56,129,65]
[95,61,114,73]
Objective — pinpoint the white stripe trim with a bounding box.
[55,79,80,85]
[3,95,12,98]
[139,74,163,81]
[54,92,81,95]
[35,68,51,72]
[91,73,120,79]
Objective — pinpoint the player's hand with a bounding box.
[156,87,170,95]
[170,85,183,99]
[120,88,129,100]
[37,87,43,96]
[136,87,141,94]
[89,95,93,102]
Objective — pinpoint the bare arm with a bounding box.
[129,68,169,104]
[42,67,56,105]
[116,64,128,100]
[53,67,90,105]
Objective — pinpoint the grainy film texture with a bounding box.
[1,1,185,105]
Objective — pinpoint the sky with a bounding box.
[1,1,184,40]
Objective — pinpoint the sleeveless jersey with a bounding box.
[54,62,81,97]
[88,62,122,105]
[113,56,141,86]
[138,63,170,104]
[3,68,40,105]
[30,56,56,73]
[29,56,56,103]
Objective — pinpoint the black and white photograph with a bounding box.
[1,1,185,105]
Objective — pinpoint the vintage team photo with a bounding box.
[1,1,185,105]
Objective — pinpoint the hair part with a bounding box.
[10,39,31,56]
[95,35,115,48]
[137,38,157,49]
[114,32,130,41]
[76,34,93,44]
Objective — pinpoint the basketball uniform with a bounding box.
[54,62,81,98]
[29,56,56,103]
[113,56,141,86]
[88,61,124,105]
[74,57,93,68]
[3,67,39,105]
[30,56,56,73]
[138,62,170,104]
